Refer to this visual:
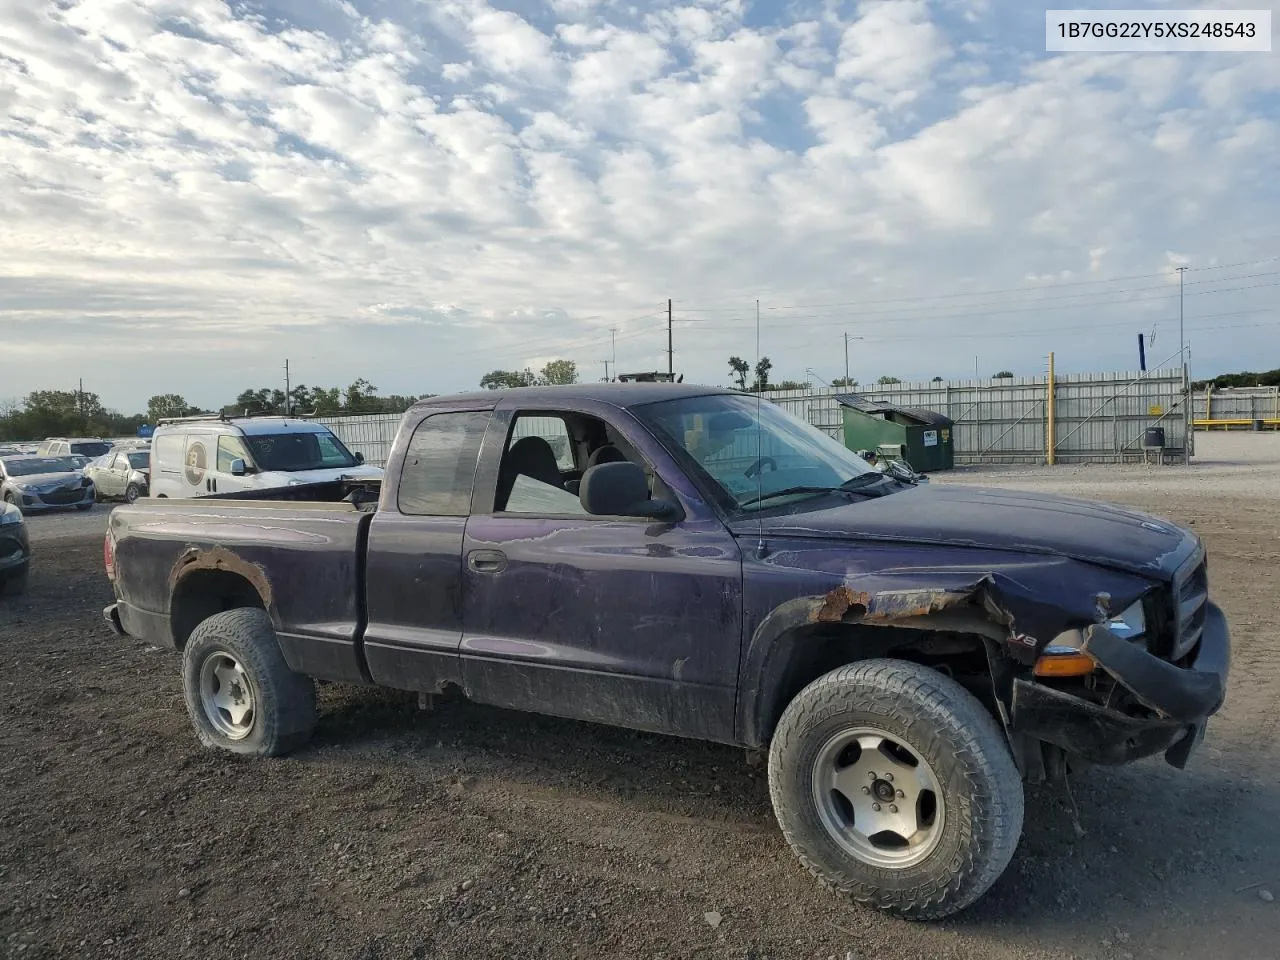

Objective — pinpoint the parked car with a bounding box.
[103,384,1230,920]
[86,449,151,502]
[0,498,30,596]
[149,415,382,498]
[37,437,112,458]
[1,455,96,512]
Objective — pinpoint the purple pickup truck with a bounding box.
[103,383,1229,919]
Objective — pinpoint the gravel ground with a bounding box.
[2,435,1278,960]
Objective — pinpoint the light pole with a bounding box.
[843,333,864,385]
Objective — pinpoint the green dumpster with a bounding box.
[835,393,955,472]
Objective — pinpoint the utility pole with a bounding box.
[600,360,612,382]
[667,299,673,378]
[844,333,851,385]
[974,356,979,379]
[284,359,291,416]
[77,378,84,423]
[611,327,617,382]
[1176,265,1188,367]
[1176,265,1190,465]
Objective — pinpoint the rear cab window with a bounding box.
[397,412,490,516]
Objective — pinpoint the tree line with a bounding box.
[0,379,430,442]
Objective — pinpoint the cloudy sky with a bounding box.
[1,0,1277,413]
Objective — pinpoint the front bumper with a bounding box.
[14,485,95,510]
[1010,601,1230,768]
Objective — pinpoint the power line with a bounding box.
[680,276,1280,331]
[672,256,1280,313]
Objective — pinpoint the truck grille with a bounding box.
[1170,548,1208,662]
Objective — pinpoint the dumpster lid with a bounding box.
[833,393,952,428]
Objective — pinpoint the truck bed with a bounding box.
[107,488,376,684]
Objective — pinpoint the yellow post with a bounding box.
[1047,351,1056,465]
[1206,384,1212,424]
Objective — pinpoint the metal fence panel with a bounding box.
[767,367,1188,464]
[315,413,402,467]
[1193,387,1280,422]
[318,368,1191,469]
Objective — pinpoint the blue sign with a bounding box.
[137,424,154,438]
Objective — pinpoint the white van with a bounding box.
[149,416,383,498]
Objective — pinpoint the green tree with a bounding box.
[728,356,750,390]
[931,376,944,382]
[539,359,578,385]
[876,375,901,385]
[147,394,197,422]
[753,357,773,392]
[343,378,381,414]
[773,380,811,391]
[992,370,1014,379]
[830,376,858,388]
[480,369,537,390]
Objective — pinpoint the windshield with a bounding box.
[3,456,79,477]
[70,441,110,457]
[126,452,150,470]
[244,430,358,472]
[636,393,879,511]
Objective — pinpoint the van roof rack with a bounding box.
[155,413,230,426]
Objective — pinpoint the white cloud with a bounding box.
[834,0,951,107]
[0,0,1276,412]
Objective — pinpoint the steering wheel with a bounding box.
[744,456,777,479]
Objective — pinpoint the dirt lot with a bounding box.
[2,434,1277,960]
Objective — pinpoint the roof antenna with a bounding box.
[755,297,768,559]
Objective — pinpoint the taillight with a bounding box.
[104,532,115,581]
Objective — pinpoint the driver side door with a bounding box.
[459,403,744,742]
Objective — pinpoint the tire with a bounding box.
[77,502,94,511]
[768,659,1023,920]
[181,608,316,757]
[3,492,16,507]
[125,483,141,503]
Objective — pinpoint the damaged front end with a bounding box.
[764,541,1231,778]
[1001,545,1231,775]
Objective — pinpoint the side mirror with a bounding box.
[354,452,365,465]
[579,462,680,521]
[229,458,247,477]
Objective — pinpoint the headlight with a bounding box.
[0,502,22,525]
[1105,598,1146,639]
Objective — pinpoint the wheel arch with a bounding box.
[169,547,275,650]
[739,585,1012,748]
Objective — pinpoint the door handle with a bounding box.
[467,549,508,574]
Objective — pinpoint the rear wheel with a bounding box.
[768,659,1023,920]
[181,608,316,756]
[125,483,142,503]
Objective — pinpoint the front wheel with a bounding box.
[181,608,316,756]
[768,659,1023,920]
[125,483,142,503]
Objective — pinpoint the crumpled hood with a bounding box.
[731,484,1197,579]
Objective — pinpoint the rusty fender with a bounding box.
[167,545,274,609]
[809,579,1011,643]
[736,576,1019,746]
